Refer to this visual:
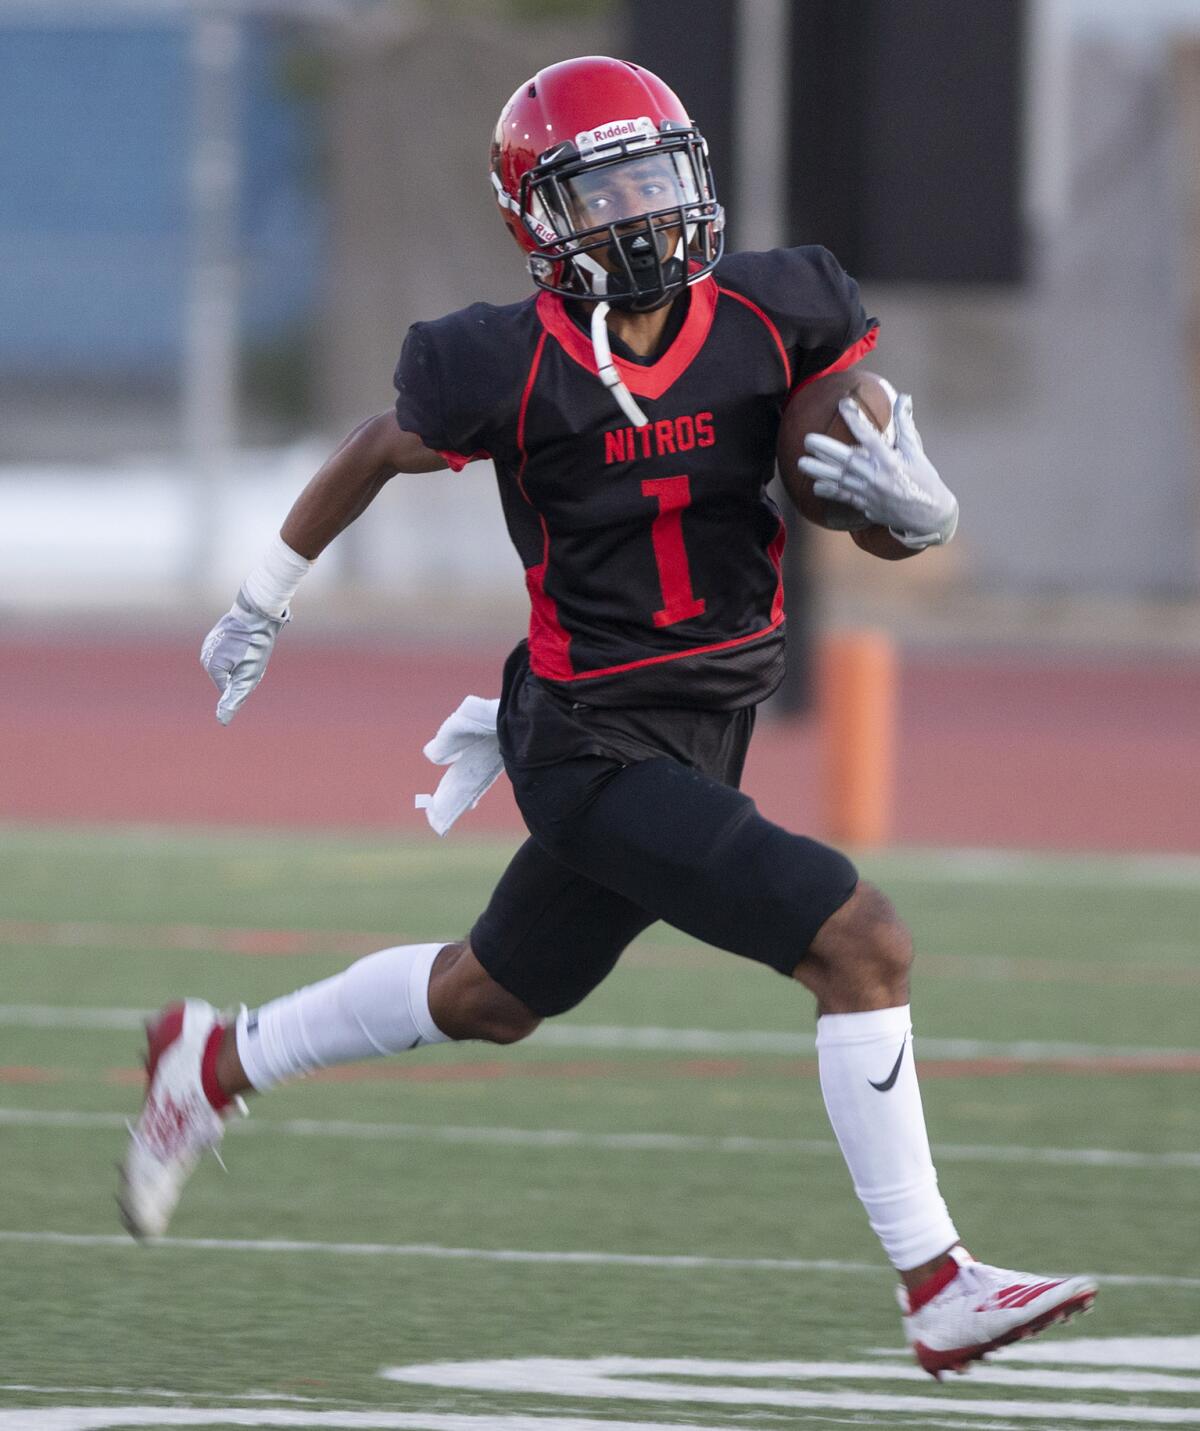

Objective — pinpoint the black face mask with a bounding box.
[601,227,685,311]
[516,122,724,309]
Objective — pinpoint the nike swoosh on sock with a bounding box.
[868,1037,907,1091]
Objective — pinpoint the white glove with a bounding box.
[200,589,289,725]
[799,392,958,549]
[415,695,503,836]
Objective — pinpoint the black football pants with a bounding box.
[469,754,858,1016]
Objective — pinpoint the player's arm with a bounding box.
[780,370,957,561]
[281,411,447,558]
[200,413,446,725]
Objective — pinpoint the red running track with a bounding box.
[2,632,1197,852]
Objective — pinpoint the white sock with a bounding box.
[236,942,450,1092]
[816,1004,959,1270]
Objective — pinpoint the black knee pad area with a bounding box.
[515,754,860,978]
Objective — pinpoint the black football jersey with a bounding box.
[394,245,877,709]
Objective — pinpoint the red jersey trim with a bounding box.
[532,610,785,685]
[791,325,880,394]
[525,555,573,681]
[717,285,792,389]
[514,331,574,677]
[515,331,548,503]
[767,517,787,624]
[437,447,489,472]
[535,277,718,400]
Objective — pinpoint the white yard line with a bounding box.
[7,1347,1200,1429]
[0,1415,1123,1431]
[387,1350,1200,1404]
[0,1412,808,1430]
[535,1026,1200,1061]
[395,1353,1200,1395]
[0,1006,150,1031]
[1,1005,1196,1065]
[0,1230,880,1276]
[1,1398,1198,1428]
[378,1351,1200,1424]
[6,1349,1200,1431]
[0,1387,344,1405]
[0,1391,1035,1431]
[0,1230,1196,1291]
[3,1106,1197,1171]
[5,827,1200,885]
[874,847,1200,888]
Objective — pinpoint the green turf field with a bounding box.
[1,826,1198,1430]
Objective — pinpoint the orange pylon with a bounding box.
[820,630,898,847]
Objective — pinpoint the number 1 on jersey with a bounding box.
[641,475,706,628]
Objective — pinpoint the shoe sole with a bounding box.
[915,1287,1098,1378]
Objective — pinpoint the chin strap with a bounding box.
[590,300,650,428]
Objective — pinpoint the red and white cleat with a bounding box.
[901,1245,1098,1378]
[117,999,245,1240]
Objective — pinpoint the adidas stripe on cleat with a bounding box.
[900,1245,1098,1378]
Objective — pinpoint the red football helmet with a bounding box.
[490,55,724,311]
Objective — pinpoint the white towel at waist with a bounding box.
[414,694,502,836]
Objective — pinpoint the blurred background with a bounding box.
[2,0,1199,850]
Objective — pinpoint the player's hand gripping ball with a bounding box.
[776,371,895,531]
[801,386,958,547]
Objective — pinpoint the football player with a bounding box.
[120,56,1095,1375]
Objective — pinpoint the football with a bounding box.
[776,369,893,531]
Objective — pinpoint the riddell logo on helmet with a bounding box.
[577,116,656,152]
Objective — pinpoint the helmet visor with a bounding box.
[532,149,703,247]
